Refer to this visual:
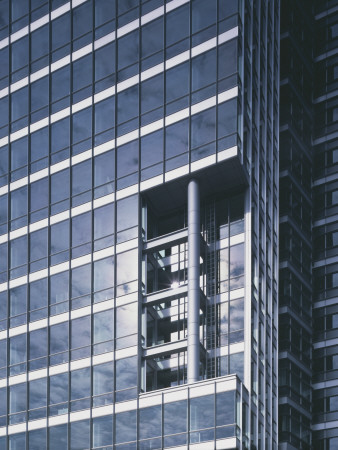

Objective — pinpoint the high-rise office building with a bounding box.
[311,0,338,449]
[0,0,280,449]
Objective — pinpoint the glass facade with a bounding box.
[0,0,279,449]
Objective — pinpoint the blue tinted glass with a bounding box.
[30,178,48,212]
[71,368,91,400]
[29,377,47,409]
[29,278,48,310]
[94,203,114,239]
[52,13,71,50]
[73,1,92,39]
[9,432,26,450]
[72,264,91,298]
[141,17,163,58]
[72,107,92,144]
[218,98,237,137]
[192,49,216,91]
[0,388,6,416]
[166,62,189,103]
[11,86,28,121]
[11,36,29,71]
[141,129,163,168]
[191,107,216,148]
[0,194,7,224]
[50,271,69,304]
[95,42,115,83]
[51,220,69,254]
[50,322,69,354]
[95,0,115,27]
[116,195,137,231]
[31,127,49,162]
[164,400,187,435]
[94,151,115,187]
[9,333,26,364]
[141,73,163,113]
[72,160,92,195]
[51,169,70,203]
[29,428,47,450]
[94,310,114,343]
[50,372,68,404]
[73,55,93,92]
[93,362,114,395]
[70,420,90,450]
[31,24,49,60]
[165,119,189,159]
[94,257,114,292]
[10,285,27,316]
[115,356,137,390]
[29,328,47,359]
[117,140,139,177]
[49,424,68,450]
[118,30,139,69]
[12,0,28,20]
[115,410,136,444]
[11,186,27,220]
[72,212,91,247]
[95,98,115,134]
[190,395,214,430]
[0,97,8,128]
[11,137,28,170]
[117,85,139,124]
[139,405,161,439]
[166,4,189,46]
[191,0,216,32]
[10,235,28,268]
[51,117,70,153]
[52,66,70,102]
[93,415,113,447]
[71,316,91,348]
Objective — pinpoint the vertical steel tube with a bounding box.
[187,179,200,383]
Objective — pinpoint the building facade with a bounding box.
[0,0,280,449]
[312,0,338,449]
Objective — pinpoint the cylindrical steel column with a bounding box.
[187,179,200,383]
